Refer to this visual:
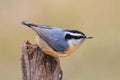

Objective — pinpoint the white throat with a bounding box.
[68,39,84,46]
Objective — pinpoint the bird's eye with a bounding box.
[65,34,72,39]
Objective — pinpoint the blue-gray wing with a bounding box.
[34,26,68,52]
[50,28,69,52]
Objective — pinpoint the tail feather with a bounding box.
[21,21,38,28]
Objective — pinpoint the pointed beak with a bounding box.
[85,36,93,39]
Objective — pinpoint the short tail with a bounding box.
[21,21,38,28]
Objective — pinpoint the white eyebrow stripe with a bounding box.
[64,32,83,36]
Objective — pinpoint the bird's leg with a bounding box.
[35,35,77,57]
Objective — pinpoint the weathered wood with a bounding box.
[21,41,63,80]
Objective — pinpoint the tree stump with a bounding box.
[21,41,63,80]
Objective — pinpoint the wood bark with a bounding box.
[21,41,63,80]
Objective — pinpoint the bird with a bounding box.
[22,21,93,57]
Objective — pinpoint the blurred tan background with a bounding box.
[0,0,120,80]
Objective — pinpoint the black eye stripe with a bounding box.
[65,30,85,36]
[65,34,85,40]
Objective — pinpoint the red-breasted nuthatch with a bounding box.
[22,21,93,57]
